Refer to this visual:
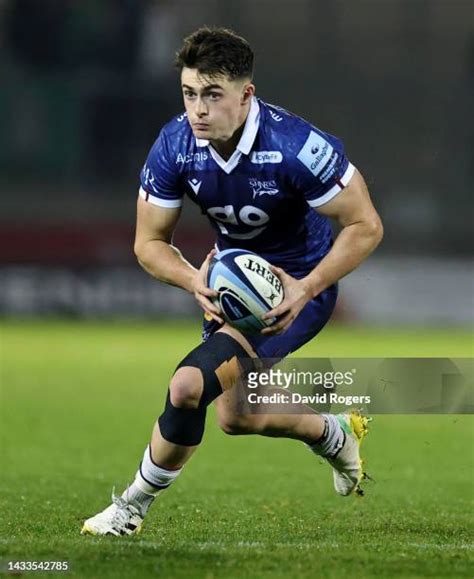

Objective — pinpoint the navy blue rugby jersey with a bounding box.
[139,97,355,275]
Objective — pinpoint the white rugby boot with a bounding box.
[325,410,371,496]
[81,490,144,536]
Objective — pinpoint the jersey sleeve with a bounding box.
[294,128,355,207]
[138,129,183,208]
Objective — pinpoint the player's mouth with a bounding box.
[193,123,210,131]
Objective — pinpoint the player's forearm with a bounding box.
[302,219,383,297]
[135,240,197,293]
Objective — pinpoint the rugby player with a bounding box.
[82,27,383,536]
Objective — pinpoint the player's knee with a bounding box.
[169,367,204,409]
[218,415,256,436]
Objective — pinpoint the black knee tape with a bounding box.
[176,333,250,404]
[158,333,251,446]
[158,390,207,447]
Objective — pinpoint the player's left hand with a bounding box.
[260,266,313,335]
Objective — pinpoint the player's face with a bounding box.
[181,68,254,142]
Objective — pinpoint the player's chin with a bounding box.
[192,127,213,138]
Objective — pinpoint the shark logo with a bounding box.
[249,178,279,199]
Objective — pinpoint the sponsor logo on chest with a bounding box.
[176,151,208,164]
[250,151,283,164]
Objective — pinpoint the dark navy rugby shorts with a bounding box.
[202,284,338,359]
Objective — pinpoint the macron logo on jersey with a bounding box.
[250,151,283,164]
[188,178,202,195]
[297,131,334,177]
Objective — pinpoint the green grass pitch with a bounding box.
[1,321,473,578]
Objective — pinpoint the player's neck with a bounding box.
[210,103,251,160]
[210,128,243,160]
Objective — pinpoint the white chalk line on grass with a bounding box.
[158,541,473,551]
[0,538,472,551]
[53,540,474,551]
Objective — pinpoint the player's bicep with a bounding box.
[315,169,382,229]
[135,195,181,249]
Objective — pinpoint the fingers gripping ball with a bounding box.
[207,249,284,334]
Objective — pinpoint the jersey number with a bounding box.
[207,205,269,240]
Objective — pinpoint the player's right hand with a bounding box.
[191,250,224,324]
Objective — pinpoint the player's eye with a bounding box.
[208,92,222,100]
[183,90,196,99]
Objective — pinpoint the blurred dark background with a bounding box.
[0,0,472,323]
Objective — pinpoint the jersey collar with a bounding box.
[195,96,260,174]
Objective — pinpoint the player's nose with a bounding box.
[195,97,208,117]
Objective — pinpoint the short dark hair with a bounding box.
[175,27,254,80]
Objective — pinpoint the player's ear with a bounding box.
[241,82,255,105]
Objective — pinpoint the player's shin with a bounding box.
[121,444,183,516]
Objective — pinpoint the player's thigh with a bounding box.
[217,324,256,357]
[214,381,241,421]
[213,325,256,419]
[213,289,337,422]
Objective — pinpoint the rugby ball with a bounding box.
[207,249,284,334]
